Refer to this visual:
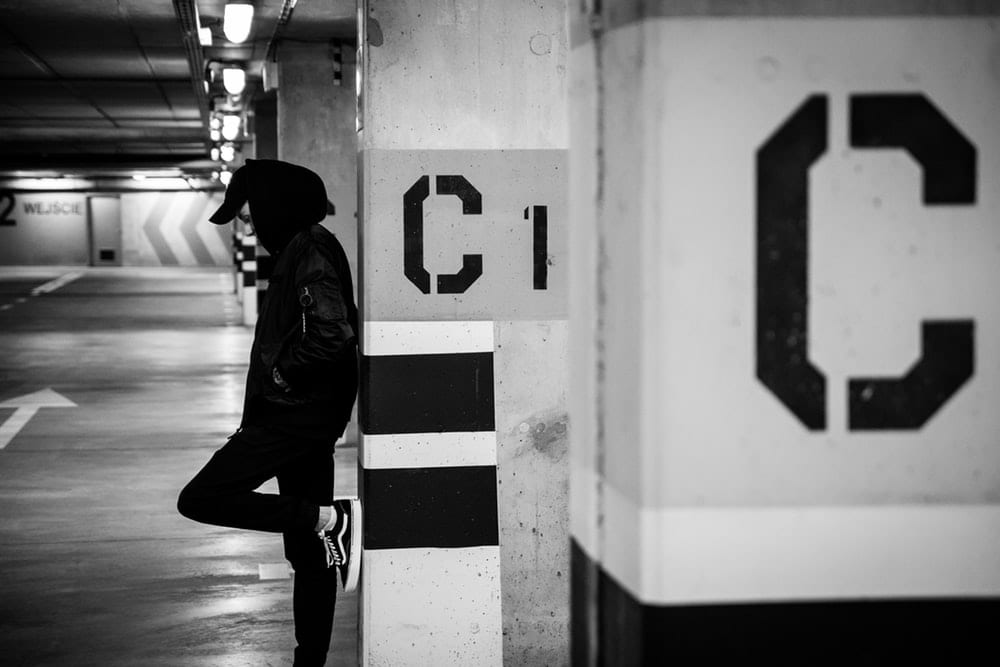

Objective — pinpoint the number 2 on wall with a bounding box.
[0,191,15,226]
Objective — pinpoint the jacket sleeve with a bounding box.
[272,245,356,390]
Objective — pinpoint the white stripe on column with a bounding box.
[362,547,502,667]
[364,320,494,356]
[577,464,1000,606]
[641,504,1000,605]
[363,432,498,469]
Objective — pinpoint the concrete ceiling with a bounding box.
[0,0,355,183]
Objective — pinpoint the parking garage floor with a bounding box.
[0,266,358,667]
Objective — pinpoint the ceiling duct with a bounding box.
[173,0,211,128]
[264,0,300,63]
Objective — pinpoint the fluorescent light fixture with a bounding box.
[199,27,213,46]
[223,67,246,95]
[221,114,241,141]
[132,174,147,181]
[223,2,254,44]
[210,128,222,142]
[17,177,89,189]
[220,170,233,186]
[210,146,220,161]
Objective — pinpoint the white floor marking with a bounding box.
[30,271,84,296]
[0,389,77,449]
[258,563,291,580]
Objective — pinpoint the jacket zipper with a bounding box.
[300,286,312,334]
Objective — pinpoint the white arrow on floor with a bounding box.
[0,389,77,449]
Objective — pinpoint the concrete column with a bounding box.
[277,42,358,288]
[358,1,569,664]
[276,40,360,442]
[252,93,278,161]
[569,1,1000,664]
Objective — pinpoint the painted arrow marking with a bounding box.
[0,389,77,449]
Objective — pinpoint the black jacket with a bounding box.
[236,160,358,437]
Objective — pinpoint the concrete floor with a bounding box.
[0,266,358,667]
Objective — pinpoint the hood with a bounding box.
[209,159,332,254]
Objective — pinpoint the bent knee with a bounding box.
[176,484,205,522]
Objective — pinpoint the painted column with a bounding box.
[570,1,1000,663]
[240,234,257,327]
[358,1,569,664]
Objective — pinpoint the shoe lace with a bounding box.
[318,531,343,568]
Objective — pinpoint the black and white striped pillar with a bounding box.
[240,236,256,326]
[233,229,243,302]
[359,321,502,664]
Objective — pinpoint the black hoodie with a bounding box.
[236,160,358,437]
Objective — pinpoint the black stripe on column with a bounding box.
[571,539,999,664]
[363,466,499,549]
[361,352,495,434]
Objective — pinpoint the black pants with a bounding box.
[177,424,342,667]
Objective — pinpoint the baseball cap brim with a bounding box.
[208,165,249,224]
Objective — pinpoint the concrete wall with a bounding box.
[570,0,1000,663]
[0,191,228,267]
[358,1,569,665]
[0,192,89,265]
[120,192,229,267]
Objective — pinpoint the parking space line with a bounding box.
[30,271,84,296]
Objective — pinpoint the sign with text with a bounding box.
[361,149,567,320]
[0,192,88,265]
[628,18,999,506]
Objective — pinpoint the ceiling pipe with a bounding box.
[172,1,211,130]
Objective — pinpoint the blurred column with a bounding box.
[569,1,1000,664]
[358,1,569,664]
[240,234,256,327]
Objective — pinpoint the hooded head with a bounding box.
[209,159,333,254]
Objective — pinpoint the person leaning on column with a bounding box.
[177,159,361,667]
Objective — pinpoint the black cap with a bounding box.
[208,165,249,224]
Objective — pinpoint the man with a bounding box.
[177,159,360,667]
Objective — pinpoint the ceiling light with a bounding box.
[223,2,254,44]
[132,174,147,181]
[212,171,220,181]
[210,146,220,161]
[220,144,236,163]
[222,67,246,95]
[199,27,213,46]
[221,114,241,141]
[210,115,221,130]
[210,128,222,142]
[220,170,233,186]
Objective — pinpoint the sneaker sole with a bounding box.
[335,495,363,593]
